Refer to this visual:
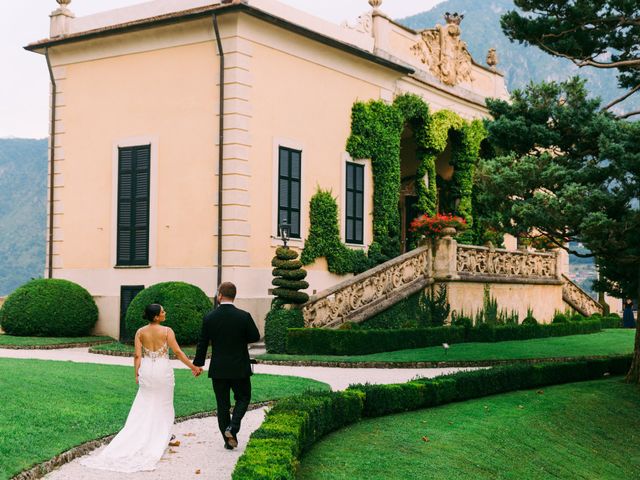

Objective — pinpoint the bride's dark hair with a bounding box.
[143,304,162,321]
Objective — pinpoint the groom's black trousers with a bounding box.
[212,378,251,440]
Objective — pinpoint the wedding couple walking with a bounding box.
[81,281,260,473]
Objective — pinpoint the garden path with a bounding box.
[2,347,469,479]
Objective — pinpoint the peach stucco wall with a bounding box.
[59,41,218,270]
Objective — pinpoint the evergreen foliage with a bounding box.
[285,319,606,356]
[264,308,305,354]
[125,282,212,344]
[300,190,371,274]
[0,279,98,336]
[271,247,309,307]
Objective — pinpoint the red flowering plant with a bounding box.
[410,213,467,240]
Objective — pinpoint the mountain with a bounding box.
[0,138,47,296]
[398,0,638,116]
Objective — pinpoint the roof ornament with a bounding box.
[487,48,499,69]
[51,0,74,38]
[444,12,464,25]
[368,0,383,11]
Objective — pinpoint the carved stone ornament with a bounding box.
[486,48,498,69]
[562,274,603,316]
[341,11,373,35]
[302,246,432,328]
[368,0,383,9]
[411,12,473,86]
[456,244,557,278]
[56,0,72,6]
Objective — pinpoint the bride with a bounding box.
[81,303,203,472]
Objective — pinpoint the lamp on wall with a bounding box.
[279,219,290,248]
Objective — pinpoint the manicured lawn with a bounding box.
[259,329,634,363]
[298,378,640,480]
[0,358,328,480]
[0,334,114,347]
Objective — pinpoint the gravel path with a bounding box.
[3,347,470,479]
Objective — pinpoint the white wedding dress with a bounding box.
[81,335,175,472]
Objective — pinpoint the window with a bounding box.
[277,147,301,238]
[117,145,150,266]
[345,162,364,244]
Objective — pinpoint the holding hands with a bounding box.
[191,366,204,377]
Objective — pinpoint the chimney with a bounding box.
[50,0,75,38]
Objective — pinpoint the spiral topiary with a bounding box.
[0,278,98,336]
[125,281,212,344]
[271,247,309,308]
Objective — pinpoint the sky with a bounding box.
[1,0,444,139]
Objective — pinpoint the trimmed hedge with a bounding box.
[287,326,466,355]
[350,355,632,418]
[125,281,212,344]
[264,309,305,354]
[0,279,98,336]
[232,356,631,479]
[285,320,604,355]
[232,390,364,480]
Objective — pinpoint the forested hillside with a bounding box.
[0,138,47,295]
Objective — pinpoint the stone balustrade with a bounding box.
[456,244,558,279]
[561,274,604,316]
[302,245,432,328]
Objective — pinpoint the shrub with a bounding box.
[600,315,622,328]
[264,309,304,354]
[451,311,473,330]
[285,320,603,355]
[125,282,212,344]
[571,313,586,322]
[350,356,632,418]
[359,290,422,329]
[271,247,309,307]
[552,312,569,323]
[521,316,538,326]
[233,390,364,480]
[0,279,98,336]
[286,326,466,355]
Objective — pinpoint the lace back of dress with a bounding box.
[142,342,169,360]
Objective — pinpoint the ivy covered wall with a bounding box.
[302,93,487,273]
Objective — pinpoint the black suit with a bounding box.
[194,303,260,442]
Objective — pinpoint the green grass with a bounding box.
[259,329,634,363]
[0,334,114,347]
[299,378,640,480]
[91,341,201,357]
[0,358,328,480]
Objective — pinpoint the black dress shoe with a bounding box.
[224,442,234,450]
[224,427,238,448]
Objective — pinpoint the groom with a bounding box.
[194,282,261,450]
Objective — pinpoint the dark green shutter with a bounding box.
[346,162,364,244]
[277,147,301,238]
[117,145,150,265]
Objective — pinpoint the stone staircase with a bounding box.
[561,274,604,316]
[301,245,433,328]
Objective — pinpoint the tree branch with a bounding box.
[618,110,640,119]
[602,84,640,111]
[537,43,640,69]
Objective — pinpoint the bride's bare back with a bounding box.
[137,324,169,352]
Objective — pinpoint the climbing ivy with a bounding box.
[300,189,371,274]
[346,100,404,263]
[302,94,487,273]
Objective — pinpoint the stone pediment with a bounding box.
[411,13,473,87]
